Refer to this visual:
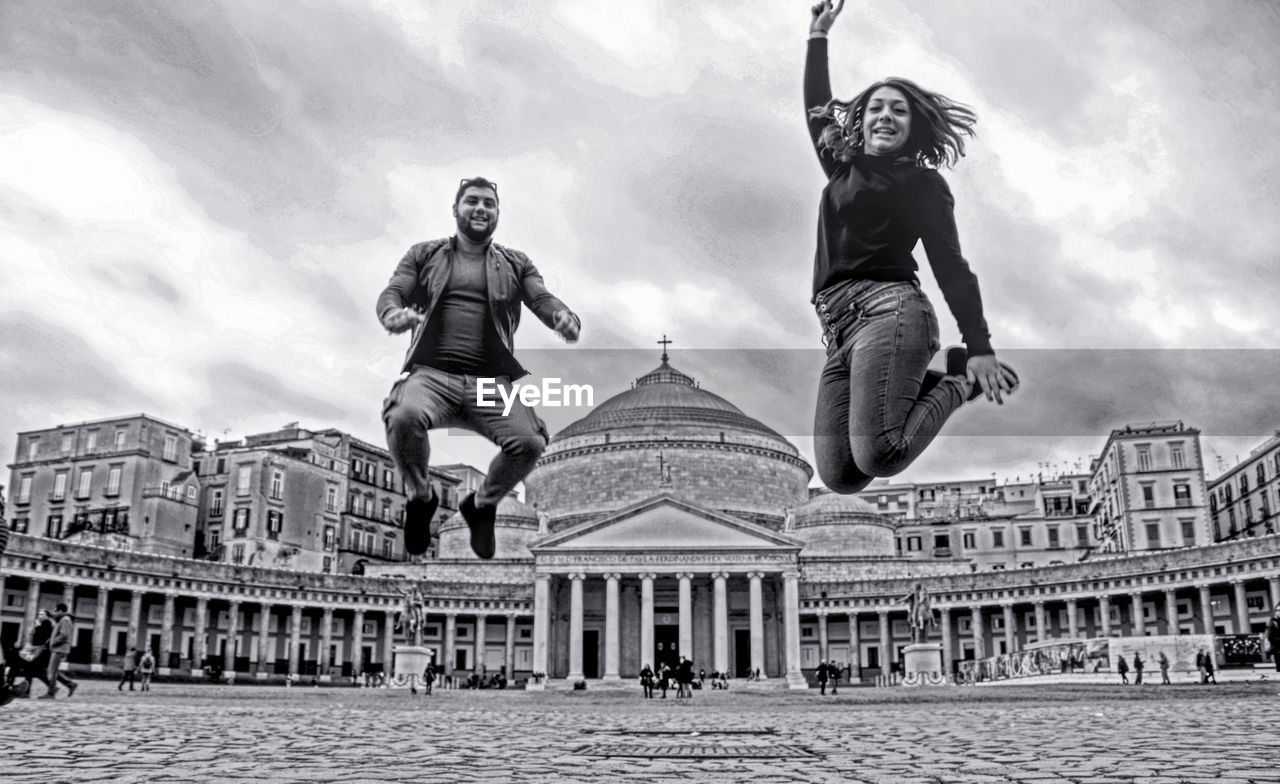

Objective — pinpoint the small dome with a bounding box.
[436,496,542,560]
[789,491,895,557]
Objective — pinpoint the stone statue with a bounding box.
[783,507,796,533]
[899,582,936,644]
[395,583,428,646]
[537,511,551,536]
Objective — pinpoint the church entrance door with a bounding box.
[734,628,751,677]
[654,625,679,671]
[582,630,599,678]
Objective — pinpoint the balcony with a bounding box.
[64,508,130,538]
[140,486,198,507]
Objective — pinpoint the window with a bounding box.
[60,433,73,456]
[991,563,1006,571]
[47,514,63,539]
[210,490,224,517]
[383,469,394,490]
[186,485,196,502]
[349,492,360,513]
[114,430,127,450]
[1228,507,1237,534]
[1019,528,1033,547]
[381,498,392,522]
[160,480,170,497]
[236,466,252,496]
[1240,474,1249,494]
[12,516,29,533]
[163,434,178,462]
[76,468,93,499]
[992,529,1005,548]
[325,487,338,513]
[382,537,394,559]
[233,508,250,531]
[1173,484,1191,508]
[216,457,226,474]
[352,458,363,477]
[1210,495,1218,512]
[363,496,373,518]
[323,526,335,550]
[350,530,360,550]
[322,556,332,573]
[1141,484,1155,509]
[1076,523,1090,546]
[1180,519,1196,545]
[962,531,975,549]
[209,527,221,549]
[26,440,39,461]
[86,430,98,452]
[266,510,283,539]
[1244,499,1253,523]
[270,470,284,500]
[1170,443,1185,469]
[231,544,245,564]
[1145,522,1161,547]
[1047,527,1060,548]
[1136,446,1152,471]
[17,475,33,505]
[906,536,922,552]
[1258,464,1267,485]
[52,471,67,502]
[106,466,122,496]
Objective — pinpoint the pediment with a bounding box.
[533,495,801,551]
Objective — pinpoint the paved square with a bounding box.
[2,681,1278,783]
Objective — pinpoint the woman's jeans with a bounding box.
[814,279,967,493]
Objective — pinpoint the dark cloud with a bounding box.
[197,359,348,430]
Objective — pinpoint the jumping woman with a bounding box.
[806,0,1018,494]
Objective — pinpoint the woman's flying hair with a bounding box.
[809,77,977,169]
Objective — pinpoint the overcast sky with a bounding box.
[2,0,1279,494]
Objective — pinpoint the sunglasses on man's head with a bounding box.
[459,179,497,195]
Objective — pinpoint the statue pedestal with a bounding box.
[390,645,433,690]
[901,643,949,687]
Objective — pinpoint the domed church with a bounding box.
[392,351,936,688]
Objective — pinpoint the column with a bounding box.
[474,614,487,673]
[127,590,143,650]
[23,579,41,633]
[604,573,621,680]
[817,611,829,663]
[444,612,458,675]
[1130,593,1145,636]
[1198,585,1214,634]
[1002,604,1015,653]
[531,574,551,683]
[747,573,765,679]
[782,572,803,686]
[160,593,176,667]
[258,604,274,676]
[878,610,891,670]
[640,573,655,671]
[62,583,76,617]
[351,609,365,674]
[1066,598,1079,639]
[847,611,860,679]
[1269,576,1280,609]
[288,605,302,675]
[940,607,953,676]
[971,606,986,660]
[1232,580,1250,633]
[1163,590,1178,636]
[1033,601,1047,643]
[1099,595,1112,637]
[504,614,517,678]
[712,572,729,676]
[92,586,109,670]
[381,610,395,671]
[567,574,585,680]
[224,601,241,676]
[194,597,209,671]
[677,573,693,660]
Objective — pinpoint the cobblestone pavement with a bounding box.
[3,681,1279,783]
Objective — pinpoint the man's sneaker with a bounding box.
[0,686,15,707]
[404,491,439,556]
[460,493,497,560]
[66,683,77,698]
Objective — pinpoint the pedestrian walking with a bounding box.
[10,609,54,698]
[640,664,654,699]
[831,663,840,695]
[1203,650,1217,684]
[139,649,155,691]
[119,647,139,691]
[1265,605,1280,673]
[659,664,670,699]
[817,660,829,695]
[1133,652,1144,685]
[1116,654,1129,685]
[41,602,78,699]
[1157,651,1170,685]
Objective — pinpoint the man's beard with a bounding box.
[457,215,496,243]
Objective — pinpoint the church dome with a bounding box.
[525,356,812,530]
[789,491,896,557]
[437,496,542,560]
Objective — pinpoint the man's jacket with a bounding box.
[50,614,74,654]
[376,237,578,378]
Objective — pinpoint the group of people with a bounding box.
[815,660,842,694]
[638,657,697,699]
[1115,649,1222,685]
[2,603,79,701]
